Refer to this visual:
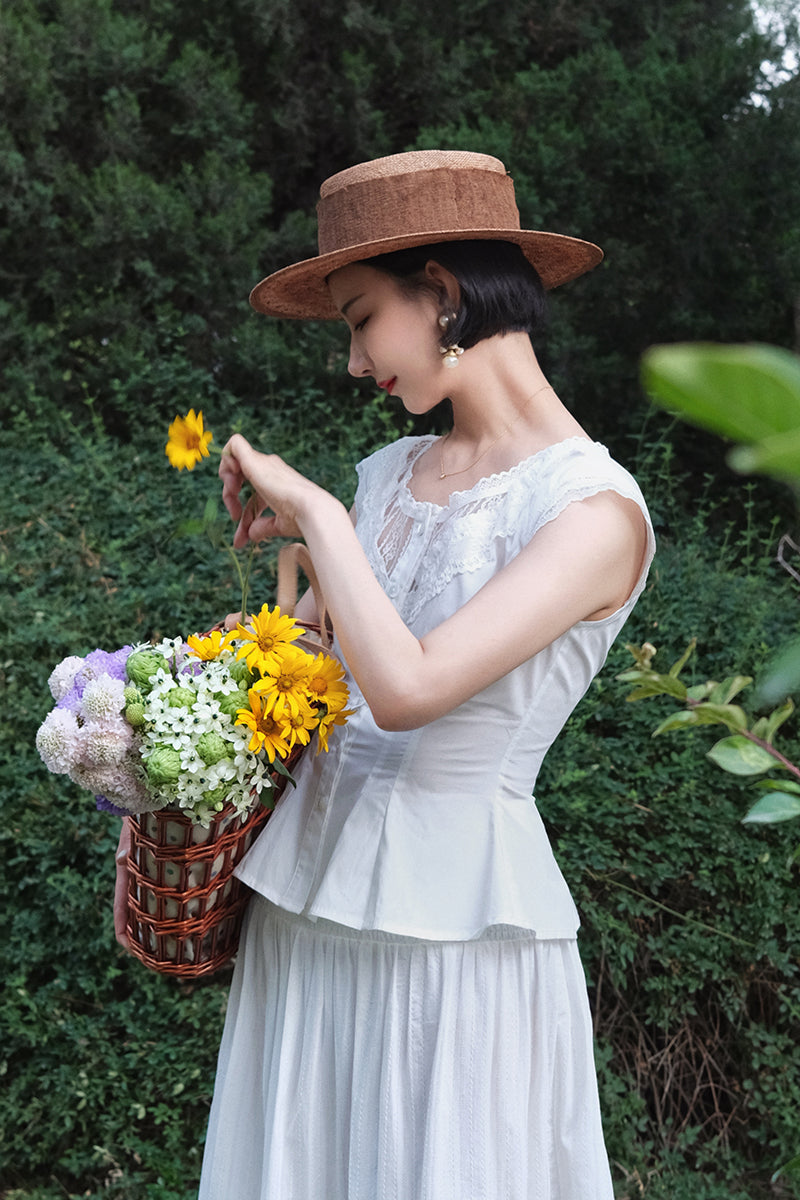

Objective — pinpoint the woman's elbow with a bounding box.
[369,687,433,732]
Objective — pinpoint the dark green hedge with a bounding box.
[1,418,799,1198]
[2,0,799,478]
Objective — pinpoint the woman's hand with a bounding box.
[114,818,132,950]
[219,434,338,549]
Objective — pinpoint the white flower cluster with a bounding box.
[138,648,274,826]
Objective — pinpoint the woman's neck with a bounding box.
[444,333,585,456]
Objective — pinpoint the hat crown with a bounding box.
[319,149,507,196]
[316,150,520,257]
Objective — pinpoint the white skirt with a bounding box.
[198,897,613,1200]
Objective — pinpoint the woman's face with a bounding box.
[327,263,447,415]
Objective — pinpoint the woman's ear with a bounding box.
[423,260,461,311]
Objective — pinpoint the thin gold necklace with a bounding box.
[438,384,553,480]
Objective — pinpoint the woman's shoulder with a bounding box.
[531,437,648,508]
[496,436,652,548]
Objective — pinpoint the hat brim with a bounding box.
[249,228,603,320]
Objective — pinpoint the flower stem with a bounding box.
[224,543,255,621]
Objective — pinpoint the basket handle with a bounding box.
[277,542,333,650]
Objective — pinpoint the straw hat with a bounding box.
[249,149,603,320]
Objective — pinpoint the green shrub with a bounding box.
[1,422,799,1197]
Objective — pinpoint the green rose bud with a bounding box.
[229,659,253,686]
[218,689,250,717]
[125,701,146,727]
[203,782,230,807]
[167,686,196,710]
[196,731,231,765]
[145,745,181,785]
[126,650,166,690]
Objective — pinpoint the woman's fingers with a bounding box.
[220,434,335,546]
[219,436,250,521]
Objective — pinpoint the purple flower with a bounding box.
[95,795,130,817]
[77,647,133,687]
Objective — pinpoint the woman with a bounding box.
[197,149,654,1198]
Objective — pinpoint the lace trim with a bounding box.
[355,436,651,626]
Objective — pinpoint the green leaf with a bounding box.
[706,735,778,776]
[757,637,800,705]
[173,518,207,537]
[652,710,703,736]
[270,758,297,788]
[668,639,696,678]
[744,793,800,825]
[772,1152,800,1182]
[641,342,800,445]
[764,697,795,742]
[615,668,656,683]
[624,675,688,701]
[707,675,752,705]
[687,703,748,731]
[686,682,716,701]
[729,428,800,479]
[203,495,219,523]
[754,778,800,795]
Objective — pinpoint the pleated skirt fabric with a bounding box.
[198,897,614,1200]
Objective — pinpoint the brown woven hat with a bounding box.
[249,150,603,320]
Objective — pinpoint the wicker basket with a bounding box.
[123,544,332,978]
[125,800,272,977]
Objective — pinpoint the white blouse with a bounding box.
[235,435,655,941]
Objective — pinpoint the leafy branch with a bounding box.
[618,641,800,835]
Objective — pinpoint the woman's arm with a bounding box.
[220,436,647,731]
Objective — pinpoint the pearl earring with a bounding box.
[438,312,462,367]
[440,344,464,367]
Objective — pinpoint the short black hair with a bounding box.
[365,240,548,350]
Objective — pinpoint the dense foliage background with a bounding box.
[2,0,800,1196]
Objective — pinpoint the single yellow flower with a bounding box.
[253,646,314,720]
[166,409,213,471]
[236,689,292,763]
[316,704,353,754]
[306,653,350,711]
[235,605,304,676]
[186,629,232,661]
[282,695,320,750]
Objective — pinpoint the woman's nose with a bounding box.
[347,339,372,378]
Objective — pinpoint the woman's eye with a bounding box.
[354,317,368,332]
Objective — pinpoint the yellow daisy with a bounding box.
[253,646,314,720]
[165,409,213,471]
[282,695,320,751]
[234,605,305,676]
[316,704,353,754]
[306,653,350,712]
[186,629,232,661]
[235,689,292,763]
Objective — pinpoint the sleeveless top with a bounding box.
[235,435,655,940]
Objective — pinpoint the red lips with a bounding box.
[378,378,396,394]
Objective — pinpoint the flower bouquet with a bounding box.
[37,606,350,976]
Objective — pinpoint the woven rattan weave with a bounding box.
[126,800,272,977]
